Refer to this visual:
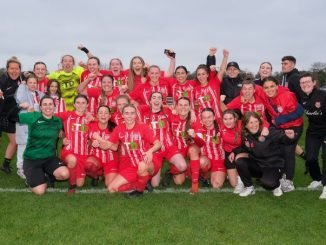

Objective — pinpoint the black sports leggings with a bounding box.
[280,125,303,180]
[305,131,326,185]
[236,157,281,190]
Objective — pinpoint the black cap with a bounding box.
[227,61,240,70]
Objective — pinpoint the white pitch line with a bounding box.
[0,187,322,194]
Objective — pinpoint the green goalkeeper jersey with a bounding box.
[48,66,84,111]
[19,112,63,160]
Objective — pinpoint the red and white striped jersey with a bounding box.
[167,78,197,108]
[194,76,222,121]
[195,127,225,160]
[125,69,165,92]
[51,94,66,113]
[81,70,108,88]
[169,114,200,151]
[37,77,48,93]
[107,70,128,89]
[88,122,118,163]
[129,78,171,105]
[81,70,106,114]
[111,111,124,126]
[227,89,273,128]
[109,122,157,167]
[87,87,120,115]
[138,105,174,152]
[56,111,89,155]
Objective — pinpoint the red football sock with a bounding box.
[190,160,200,184]
[68,167,77,186]
[191,182,199,193]
[135,175,151,192]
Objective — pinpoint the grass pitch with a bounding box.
[0,129,325,244]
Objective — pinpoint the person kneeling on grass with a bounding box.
[8,96,69,195]
[56,95,96,195]
[188,108,226,192]
[101,104,161,198]
[232,111,295,197]
[88,105,118,188]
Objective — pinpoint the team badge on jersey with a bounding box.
[130,141,138,150]
[277,106,283,113]
[212,135,219,144]
[181,131,187,138]
[158,119,165,128]
[315,101,321,108]
[109,107,116,114]
[204,94,211,102]
[183,91,189,97]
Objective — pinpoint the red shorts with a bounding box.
[158,145,180,161]
[210,159,226,173]
[103,160,119,175]
[118,155,162,182]
[61,149,88,178]
[85,155,118,176]
[152,153,164,176]
[119,165,138,183]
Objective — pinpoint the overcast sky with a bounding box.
[1,0,325,74]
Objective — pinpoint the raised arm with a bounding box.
[163,49,176,78]
[207,47,217,68]
[77,44,94,59]
[217,49,229,81]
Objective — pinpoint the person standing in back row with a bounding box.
[297,73,326,199]
[0,57,23,174]
[281,56,306,166]
[221,62,243,105]
[280,56,301,99]
[206,49,241,105]
[262,76,304,192]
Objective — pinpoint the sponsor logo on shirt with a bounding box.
[132,133,140,141]
[155,119,165,129]
[72,123,87,132]
[124,141,139,150]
